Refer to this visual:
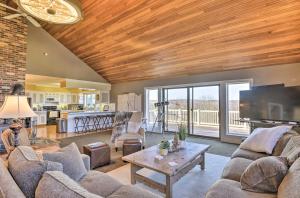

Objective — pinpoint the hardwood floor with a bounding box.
[34,125,112,140]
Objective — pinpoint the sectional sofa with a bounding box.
[0,146,160,198]
[206,129,300,198]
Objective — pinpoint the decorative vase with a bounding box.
[160,149,168,156]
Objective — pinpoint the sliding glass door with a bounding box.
[191,86,220,137]
[145,89,159,132]
[145,79,252,141]
[163,86,220,138]
[227,82,251,135]
[164,88,188,132]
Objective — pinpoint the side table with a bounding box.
[83,142,111,169]
[123,139,142,156]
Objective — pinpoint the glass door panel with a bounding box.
[191,86,220,137]
[227,82,251,135]
[145,89,159,131]
[164,88,188,132]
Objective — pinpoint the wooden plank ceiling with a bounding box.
[43,0,300,83]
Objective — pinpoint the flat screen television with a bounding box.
[240,85,300,123]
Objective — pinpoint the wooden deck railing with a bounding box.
[148,109,248,129]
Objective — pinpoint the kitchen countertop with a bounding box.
[66,111,115,115]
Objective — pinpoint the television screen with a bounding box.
[240,85,300,122]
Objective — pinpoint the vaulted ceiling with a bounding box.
[43,0,300,83]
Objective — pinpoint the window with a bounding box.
[83,93,96,108]
[227,82,251,135]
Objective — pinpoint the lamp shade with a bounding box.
[0,96,37,119]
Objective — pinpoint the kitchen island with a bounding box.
[60,111,115,132]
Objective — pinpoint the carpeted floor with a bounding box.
[59,131,237,172]
[107,153,230,198]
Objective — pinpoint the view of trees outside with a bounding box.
[146,83,250,136]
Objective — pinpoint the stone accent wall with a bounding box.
[0,0,27,104]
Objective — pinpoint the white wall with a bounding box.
[26,24,108,83]
[111,63,300,110]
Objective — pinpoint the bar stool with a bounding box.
[94,115,100,131]
[81,116,90,133]
[98,115,106,131]
[88,116,98,132]
[107,114,115,128]
[102,115,109,130]
[74,117,81,133]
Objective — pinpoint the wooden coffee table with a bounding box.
[122,142,210,198]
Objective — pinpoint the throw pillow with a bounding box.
[272,131,298,156]
[8,146,63,198]
[281,136,300,166]
[240,126,292,154]
[36,171,101,198]
[241,156,288,193]
[43,143,87,181]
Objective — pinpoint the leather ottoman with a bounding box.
[122,139,142,156]
[83,142,111,169]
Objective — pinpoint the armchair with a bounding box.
[1,128,30,157]
[112,112,145,151]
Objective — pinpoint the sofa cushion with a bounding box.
[205,179,277,198]
[0,158,25,198]
[43,143,87,181]
[36,171,102,198]
[289,157,300,172]
[79,171,122,197]
[272,131,298,156]
[278,170,300,198]
[81,154,91,171]
[231,148,268,160]
[240,126,292,154]
[280,136,300,166]
[0,187,4,198]
[241,156,288,193]
[222,158,253,182]
[8,146,63,198]
[108,185,160,198]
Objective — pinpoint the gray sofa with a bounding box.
[206,130,300,198]
[1,146,160,198]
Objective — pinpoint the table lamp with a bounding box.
[0,95,37,146]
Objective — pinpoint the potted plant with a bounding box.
[159,140,170,156]
[178,123,187,147]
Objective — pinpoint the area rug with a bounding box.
[107,153,230,198]
[59,131,237,172]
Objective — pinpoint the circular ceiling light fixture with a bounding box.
[16,0,83,24]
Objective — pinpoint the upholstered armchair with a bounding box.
[112,112,145,151]
[1,128,30,157]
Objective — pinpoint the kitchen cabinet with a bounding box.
[67,94,72,104]
[34,111,47,125]
[117,93,141,112]
[60,94,66,104]
[71,94,78,104]
[38,93,44,104]
[32,93,37,104]
[100,91,110,103]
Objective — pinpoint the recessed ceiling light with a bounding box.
[43,52,48,56]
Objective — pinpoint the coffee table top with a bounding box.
[122,141,210,176]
